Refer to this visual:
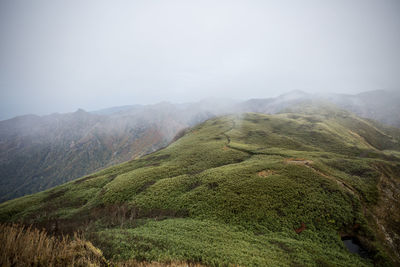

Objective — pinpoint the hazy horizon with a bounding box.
[1,0,400,120]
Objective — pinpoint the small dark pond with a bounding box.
[342,237,370,258]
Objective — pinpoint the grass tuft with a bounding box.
[0,223,107,267]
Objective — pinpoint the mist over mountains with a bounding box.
[0,89,399,202]
[0,104,210,202]
[2,0,400,265]
[240,89,400,127]
[93,89,400,127]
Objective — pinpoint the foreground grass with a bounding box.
[0,223,107,267]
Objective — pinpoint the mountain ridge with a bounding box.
[1,90,399,202]
[1,107,399,266]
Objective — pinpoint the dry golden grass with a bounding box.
[257,170,275,177]
[115,260,208,267]
[0,223,108,267]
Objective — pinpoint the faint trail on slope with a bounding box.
[284,159,359,198]
[223,117,359,198]
[222,118,287,157]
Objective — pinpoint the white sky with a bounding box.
[1,0,400,119]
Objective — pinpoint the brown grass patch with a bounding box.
[0,223,107,267]
[257,170,275,177]
[115,259,207,266]
[294,222,306,234]
[284,158,313,165]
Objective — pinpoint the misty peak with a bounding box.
[277,90,309,101]
[71,108,92,119]
[74,108,87,114]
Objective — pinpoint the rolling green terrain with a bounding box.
[2,89,399,204]
[1,106,399,266]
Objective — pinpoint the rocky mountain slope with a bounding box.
[1,106,399,266]
[0,103,213,202]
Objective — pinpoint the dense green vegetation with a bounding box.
[1,107,399,266]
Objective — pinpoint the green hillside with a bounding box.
[1,108,399,266]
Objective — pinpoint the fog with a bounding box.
[1,0,400,120]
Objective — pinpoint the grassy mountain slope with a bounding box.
[0,104,213,202]
[1,108,400,266]
[2,90,399,203]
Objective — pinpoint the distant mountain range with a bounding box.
[0,103,215,202]
[1,89,399,202]
[240,89,400,127]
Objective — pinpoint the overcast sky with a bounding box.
[1,0,399,119]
